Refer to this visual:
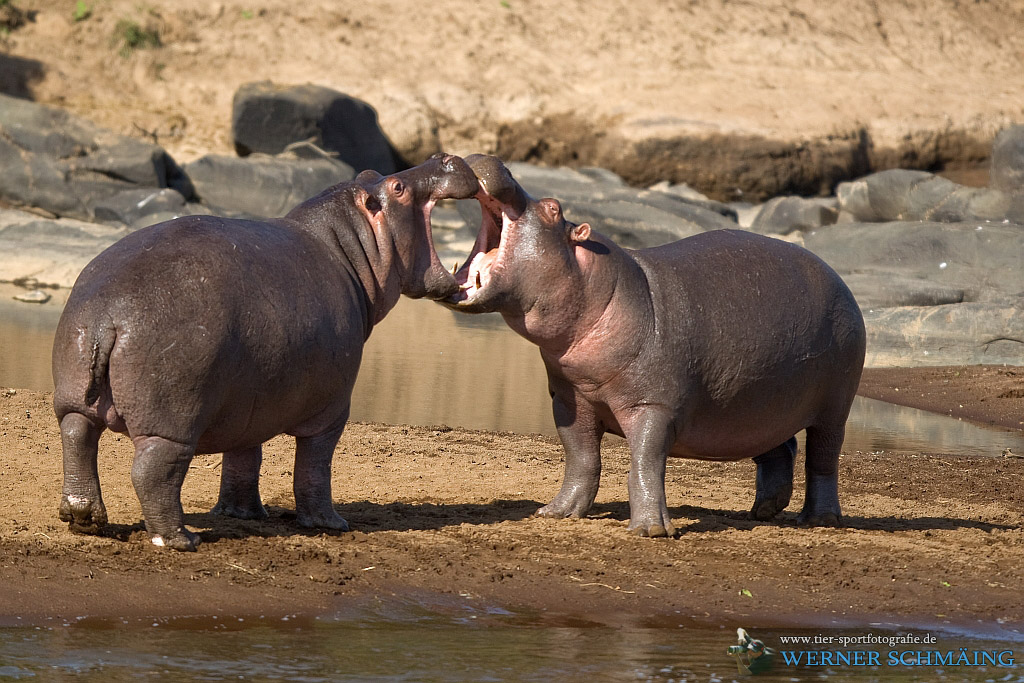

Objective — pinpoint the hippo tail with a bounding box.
[84,324,116,407]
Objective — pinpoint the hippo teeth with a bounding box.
[475,271,481,288]
[451,262,459,275]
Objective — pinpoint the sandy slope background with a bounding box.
[2,0,1023,196]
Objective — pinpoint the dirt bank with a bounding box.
[1,377,1022,631]
[859,366,1024,432]
[2,0,1022,199]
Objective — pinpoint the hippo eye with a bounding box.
[390,179,406,197]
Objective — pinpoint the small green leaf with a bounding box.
[241,9,254,19]
[940,581,951,587]
[500,0,511,7]
[740,589,753,598]
[72,1,92,22]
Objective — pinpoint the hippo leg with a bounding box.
[293,427,349,531]
[624,409,677,538]
[130,436,200,551]
[796,425,844,526]
[58,412,108,534]
[211,445,268,520]
[750,436,797,520]
[536,395,604,519]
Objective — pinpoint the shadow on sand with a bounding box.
[91,496,1014,546]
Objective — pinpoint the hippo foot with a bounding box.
[627,511,678,538]
[534,500,588,519]
[296,508,350,531]
[59,494,108,534]
[534,483,597,519]
[796,510,843,527]
[749,484,793,521]
[211,499,268,521]
[628,522,678,538]
[149,527,201,552]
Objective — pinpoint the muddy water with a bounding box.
[0,606,1021,682]
[3,293,1024,458]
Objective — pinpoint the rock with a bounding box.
[12,289,52,304]
[837,169,938,222]
[803,220,1024,306]
[183,152,355,218]
[0,208,128,288]
[91,188,190,228]
[864,302,1024,367]
[730,202,763,229]
[840,274,965,308]
[505,162,738,248]
[0,94,192,222]
[373,93,442,166]
[231,81,398,174]
[579,167,627,186]
[990,125,1024,194]
[648,180,710,202]
[798,219,1024,367]
[836,168,1024,224]
[749,196,839,234]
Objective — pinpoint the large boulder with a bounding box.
[232,82,398,174]
[803,220,1024,306]
[990,125,1024,194]
[863,302,1024,367]
[0,94,191,222]
[836,169,1024,224]
[749,196,839,234]
[0,208,128,288]
[183,147,355,218]
[90,188,206,230]
[797,220,1024,368]
[457,162,738,249]
[456,161,737,249]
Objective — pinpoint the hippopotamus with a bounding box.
[52,154,478,550]
[438,155,866,537]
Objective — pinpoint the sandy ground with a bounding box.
[1,375,1022,631]
[2,0,1023,193]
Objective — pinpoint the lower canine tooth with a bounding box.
[450,262,458,275]
[475,272,482,288]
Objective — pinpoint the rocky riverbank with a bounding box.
[2,88,1022,367]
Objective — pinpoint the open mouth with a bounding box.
[446,187,511,306]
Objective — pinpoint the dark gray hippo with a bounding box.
[439,155,866,537]
[52,154,478,551]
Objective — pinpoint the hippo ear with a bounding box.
[569,222,591,244]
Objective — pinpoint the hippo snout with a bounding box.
[432,152,479,200]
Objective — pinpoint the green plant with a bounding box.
[113,18,160,58]
[72,0,92,22]
[241,9,253,19]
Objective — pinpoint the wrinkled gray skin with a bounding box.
[438,155,866,537]
[53,154,478,551]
